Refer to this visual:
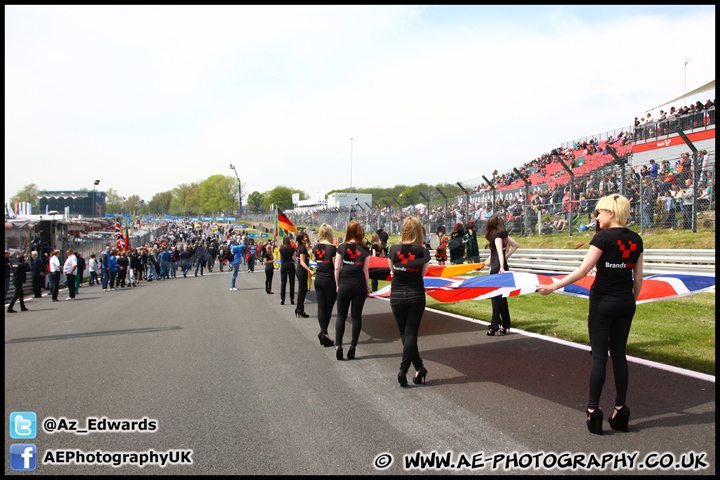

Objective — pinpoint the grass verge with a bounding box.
[425,289,715,376]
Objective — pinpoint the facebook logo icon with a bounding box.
[10,411,37,439]
[10,444,37,471]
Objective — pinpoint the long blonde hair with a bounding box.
[318,223,334,244]
[400,217,424,246]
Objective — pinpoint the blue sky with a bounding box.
[5,5,716,207]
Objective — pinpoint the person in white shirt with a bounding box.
[700,150,712,185]
[63,249,78,300]
[49,249,61,302]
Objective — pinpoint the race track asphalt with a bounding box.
[5,267,715,475]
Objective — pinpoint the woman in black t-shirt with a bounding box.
[484,215,518,336]
[278,236,296,305]
[333,220,370,361]
[313,224,337,347]
[537,194,643,435]
[262,243,275,294]
[295,232,313,318]
[389,217,430,387]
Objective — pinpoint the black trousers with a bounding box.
[265,264,274,292]
[51,271,60,300]
[587,295,636,410]
[489,297,511,331]
[488,269,510,331]
[117,268,127,287]
[390,291,426,374]
[32,274,43,298]
[296,268,308,313]
[66,274,76,298]
[280,263,295,302]
[335,281,367,347]
[314,276,337,335]
[8,282,26,310]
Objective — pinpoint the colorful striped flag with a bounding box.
[277,208,298,234]
[125,221,131,251]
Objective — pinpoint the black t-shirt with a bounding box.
[371,244,383,257]
[389,244,430,293]
[297,245,310,271]
[313,243,337,280]
[337,242,370,285]
[262,249,274,266]
[589,227,643,301]
[488,231,509,274]
[279,245,296,264]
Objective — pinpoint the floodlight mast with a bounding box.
[418,192,431,236]
[557,158,575,237]
[435,187,448,230]
[456,182,470,221]
[481,175,497,213]
[513,168,532,236]
[675,126,700,232]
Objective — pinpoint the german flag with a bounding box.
[277,208,299,234]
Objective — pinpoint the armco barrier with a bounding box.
[506,248,715,277]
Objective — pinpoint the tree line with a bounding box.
[10,178,465,217]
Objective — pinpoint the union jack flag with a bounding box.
[115,221,127,251]
[370,271,715,305]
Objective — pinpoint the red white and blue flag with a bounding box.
[115,221,127,251]
[369,271,715,304]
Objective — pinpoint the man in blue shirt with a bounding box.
[649,159,659,183]
[229,239,243,290]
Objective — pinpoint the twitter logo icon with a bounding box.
[10,412,37,439]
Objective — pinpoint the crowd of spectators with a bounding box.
[634,99,715,140]
[5,221,280,305]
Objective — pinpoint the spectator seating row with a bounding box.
[493,138,634,193]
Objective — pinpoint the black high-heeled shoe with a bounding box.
[298,311,309,318]
[608,405,630,432]
[499,326,509,334]
[335,346,343,360]
[586,408,603,435]
[486,329,496,336]
[291,299,294,305]
[346,346,356,360]
[398,371,408,388]
[281,299,285,305]
[412,367,428,385]
[321,335,334,347]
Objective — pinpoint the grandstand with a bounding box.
[466,105,715,202]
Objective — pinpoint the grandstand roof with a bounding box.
[648,79,715,112]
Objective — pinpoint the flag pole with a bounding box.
[125,217,131,251]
